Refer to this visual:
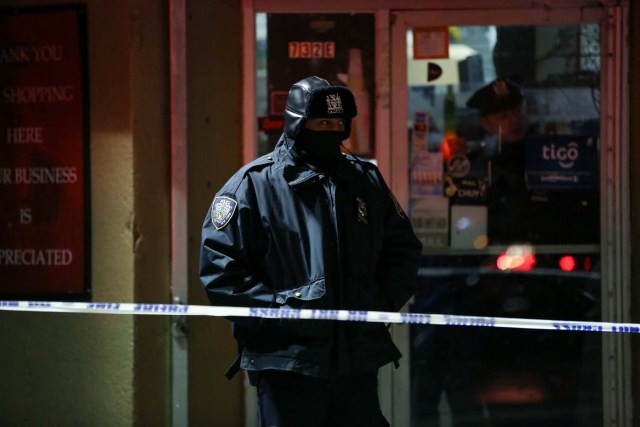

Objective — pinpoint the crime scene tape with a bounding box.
[1,300,639,334]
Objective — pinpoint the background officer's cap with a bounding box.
[466,79,524,116]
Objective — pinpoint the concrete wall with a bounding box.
[0,0,243,424]
[186,0,245,425]
[130,0,172,424]
[0,0,172,425]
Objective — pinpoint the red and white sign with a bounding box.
[0,6,90,297]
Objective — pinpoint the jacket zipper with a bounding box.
[327,177,341,269]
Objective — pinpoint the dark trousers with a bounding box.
[256,370,390,427]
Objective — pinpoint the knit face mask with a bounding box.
[296,128,344,163]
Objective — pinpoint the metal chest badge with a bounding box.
[211,196,238,230]
[389,191,406,218]
[356,197,368,224]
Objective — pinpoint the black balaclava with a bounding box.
[295,128,343,163]
[283,76,357,169]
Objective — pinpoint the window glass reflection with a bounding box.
[407,24,602,427]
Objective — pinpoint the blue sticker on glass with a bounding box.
[211,196,238,230]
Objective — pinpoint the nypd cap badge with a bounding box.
[326,93,344,115]
[211,196,238,230]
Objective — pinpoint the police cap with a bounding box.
[466,79,524,116]
[284,76,357,139]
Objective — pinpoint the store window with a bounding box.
[248,4,627,426]
[405,24,602,426]
[255,13,376,159]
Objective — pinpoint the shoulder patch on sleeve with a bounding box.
[389,191,406,218]
[211,196,238,230]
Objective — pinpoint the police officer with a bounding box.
[467,78,598,244]
[466,78,539,243]
[200,76,422,427]
[466,78,529,145]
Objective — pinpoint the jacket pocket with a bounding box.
[275,278,326,307]
[270,278,331,338]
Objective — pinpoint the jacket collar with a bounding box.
[274,134,357,188]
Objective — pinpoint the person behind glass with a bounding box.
[465,79,593,426]
[467,78,598,245]
[199,76,422,427]
[466,78,539,244]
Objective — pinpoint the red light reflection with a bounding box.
[559,256,576,272]
[496,245,536,271]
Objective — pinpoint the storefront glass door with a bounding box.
[389,7,623,427]
[247,4,628,426]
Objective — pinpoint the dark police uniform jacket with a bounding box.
[200,135,422,379]
[487,140,599,245]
